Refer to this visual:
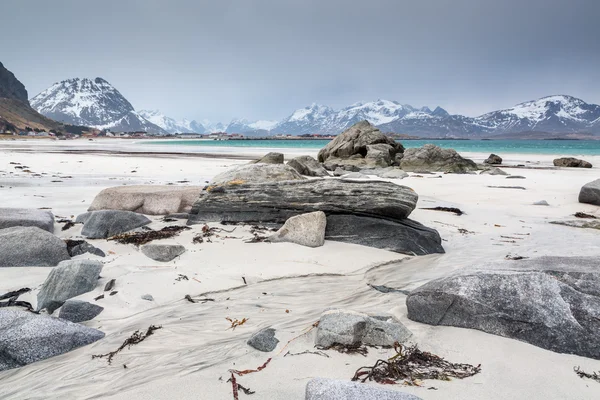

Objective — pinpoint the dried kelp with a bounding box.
[352,343,481,385]
[92,325,162,364]
[574,366,600,383]
[185,294,214,303]
[575,212,597,219]
[0,287,35,312]
[320,342,369,356]
[226,317,248,330]
[0,288,31,301]
[420,207,464,216]
[109,226,190,245]
[193,224,237,244]
[228,373,255,399]
[230,358,272,376]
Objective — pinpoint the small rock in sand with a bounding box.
[140,244,186,262]
[484,153,503,165]
[58,300,104,323]
[506,175,526,179]
[247,327,279,352]
[533,200,550,206]
[480,167,508,176]
[305,378,422,400]
[269,211,326,248]
[141,294,154,301]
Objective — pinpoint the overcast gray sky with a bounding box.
[2,0,599,122]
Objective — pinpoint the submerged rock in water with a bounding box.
[400,144,477,173]
[0,207,55,233]
[0,309,104,371]
[269,211,326,248]
[0,226,70,267]
[78,210,151,239]
[406,256,600,359]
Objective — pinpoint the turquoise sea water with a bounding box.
[145,139,600,155]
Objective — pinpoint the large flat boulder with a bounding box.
[0,308,104,371]
[306,378,422,400]
[210,163,305,185]
[0,208,55,233]
[287,155,330,177]
[269,211,327,248]
[579,179,600,206]
[406,257,600,359]
[78,210,151,239]
[88,185,203,215]
[0,226,70,267]
[325,214,444,255]
[318,121,403,168]
[553,157,592,168]
[189,179,417,224]
[37,260,103,314]
[400,144,477,173]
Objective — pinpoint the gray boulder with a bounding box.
[406,256,600,359]
[88,185,204,215]
[140,244,186,262]
[553,157,592,168]
[210,163,305,185]
[306,378,422,400]
[484,154,503,165]
[315,309,412,348]
[247,327,279,352]
[79,210,151,239]
[361,167,409,179]
[67,240,106,257]
[325,215,444,256]
[579,179,600,206]
[0,308,104,371]
[58,300,104,323]
[318,121,403,169]
[189,179,417,224]
[254,152,284,164]
[480,167,509,176]
[287,155,330,177]
[0,226,70,267]
[37,260,103,314]
[269,211,326,248]
[401,144,477,173]
[0,208,55,232]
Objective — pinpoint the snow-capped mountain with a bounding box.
[138,110,206,134]
[30,78,166,134]
[272,103,336,134]
[224,118,279,134]
[475,95,600,134]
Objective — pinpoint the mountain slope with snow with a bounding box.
[31,78,166,134]
[138,110,206,134]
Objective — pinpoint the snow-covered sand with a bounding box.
[1,139,600,400]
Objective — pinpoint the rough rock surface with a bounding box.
[269,211,326,248]
[318,121,403,169]
[190,179,417,224]
[67,240,106,257]
[406,256,600,359]
[315,309,412,348]
[247,328,279,352]
[88,185,203,215]
[78,210,151,239]
[58,300,104,323]
[484,154,503,164]
[0,226,70,267]
[553,157,592,168]
[210,163,305,185]
[37,260,103,314]
[287,155,330,177]
[0,208,55,232]
[400,144,478,173]
[325,215,444,256]
[254,152,284,164]
[140,244,186,262]
[579,179,600,206]
[305,378,422,400]
[0,308,104,371]
[480,167,509,176]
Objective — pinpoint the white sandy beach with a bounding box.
[1,139,600,400]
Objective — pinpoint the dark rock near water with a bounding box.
[140,244,186,262]
[325,214,444,255]
[305,378,422,400]
[484,153,503,165]
[579,179,600,206]
[406,256,600,359]
[78,210,151,239]
[287,155,330,177]
[247,327,279,352]
[58,300,104,323]
[37,260,103,314]
[0,208,55,233]
[0,226,70,267]
[401,144,477,173]
[0,308,104,371]
[553,157,592,168]
[254,152,284,164]
[190,179,417,225]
